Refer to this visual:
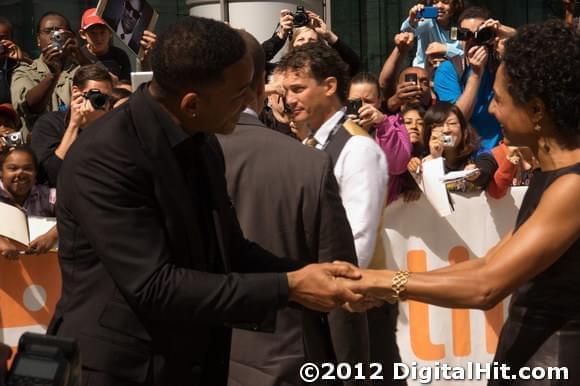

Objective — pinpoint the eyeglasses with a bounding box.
[424,0,453,5]
[432,121,460,130]
[40,27,71,35]
[124,1,141,19]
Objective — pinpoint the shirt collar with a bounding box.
[141,84,191,148]
[243,107,259,118]
[313,108,345,146]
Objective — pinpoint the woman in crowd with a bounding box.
[401,0,465,68]
[262,9,360,75]
[0,146,57,257]
[346,20,580,384]
[487,142,538,199]
[417,101,497,191]
[401,104,426,202]
[348,72,412,205]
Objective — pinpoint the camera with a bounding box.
[442,134,455,147]
[292,6,310,28]
[2,132,24,147]
[417,6,438,19]
[49,30,67,50]
[451,26,496,46]
[404,73,418,85]
[5,332,80,386]
[346,98,363,118]
[83,89,110,110]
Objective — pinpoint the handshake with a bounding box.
[287,263,407,313]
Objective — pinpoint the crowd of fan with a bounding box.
[0,0,576,255]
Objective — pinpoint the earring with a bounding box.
[533,123,541,132]
[192,112,197,118]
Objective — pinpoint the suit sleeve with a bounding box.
[316,155,371,372]
[66,142,290,326]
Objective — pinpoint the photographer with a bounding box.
[31,64,113,187]
[1,17,31,105]
[432,6,515,151]
[10,12,90,131]
[262,8,360,75]
[0,103,20,152]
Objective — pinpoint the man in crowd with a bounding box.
[1,17,30,105]
[30,64,113,187]
[49,16,365,386]
[278,43,388,270]
[433,6,515,151]
[219,30,370,386]
[11,12,90,131]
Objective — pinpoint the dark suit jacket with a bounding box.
[49,87,302,386]
[219,113,370,386]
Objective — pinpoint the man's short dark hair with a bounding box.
[36,12,71,34]
[458,6,492,26]
[73,64,113,88]
[237,29,265,91]
[150,16,247,95]
[0,17,13,36]
[277,42,349,103]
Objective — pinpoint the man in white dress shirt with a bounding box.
[278,42,388,269]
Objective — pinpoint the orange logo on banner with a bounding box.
[0,252,61,350]
[407,248,504,360]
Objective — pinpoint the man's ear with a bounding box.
[323,76,338,97]
[180,92,200,118]
[79,29,87,41]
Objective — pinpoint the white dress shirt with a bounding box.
[314,109,388,268]
[116,23,134,47]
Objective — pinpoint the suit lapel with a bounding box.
[128,88,203,268]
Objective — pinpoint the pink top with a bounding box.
[374,113,413,205]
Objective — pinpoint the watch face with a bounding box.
[12,356,59,380]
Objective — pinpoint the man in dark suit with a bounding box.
[219,31,370,386]
[49,17,365,386]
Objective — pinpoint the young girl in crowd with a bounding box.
[401,0,465,68]
[401,104,426,202]
[0,146,57,256]
[420,101,497,191]
[348,72,412,205]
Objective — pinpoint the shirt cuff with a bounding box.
[277,272,290,308]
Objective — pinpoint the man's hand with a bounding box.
[287,262,363,312]
[0,39,24,62]
[391,80,422,108]
[394,32,415,53]
[467,45,489,77]
[277,9,294,40]
[41,44,64,74]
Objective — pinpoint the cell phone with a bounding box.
[404,73,418,85]
[346,98,363,117]
[417,6,438,19]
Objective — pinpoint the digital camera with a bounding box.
[2,131,24,147]
[83,89,110,110]
[346,98,363,118]
[451,26,496,46]
[292,6,310,28]
[5,332,80,386]
[50,30,66,50]
[442,134,455,147]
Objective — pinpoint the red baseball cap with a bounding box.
[81,8,107,30]
[0,103,18,123]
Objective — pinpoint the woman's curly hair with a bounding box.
[503,19,580,144]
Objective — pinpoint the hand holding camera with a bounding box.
[357,104,385,131]
[277,9,295,40]
[69,89,110,130]
[307,10,338,44]
[467,45,489,76]
[0,40,24,62]
[429,128,445,158]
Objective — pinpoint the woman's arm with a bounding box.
[351,174,580,309]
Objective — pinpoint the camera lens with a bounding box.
[475,27,495,45]
[292,6,309,27]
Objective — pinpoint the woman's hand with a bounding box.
[357,104,384,131]
[464,163,481,182]
[408,4,425,28]
[307,11,338,44]
[277,9,294,40]
[27,226,58,254]
[140,30,157,60]
[429,128,444,158]
[1,236,24,259]
[407,156,422,175]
